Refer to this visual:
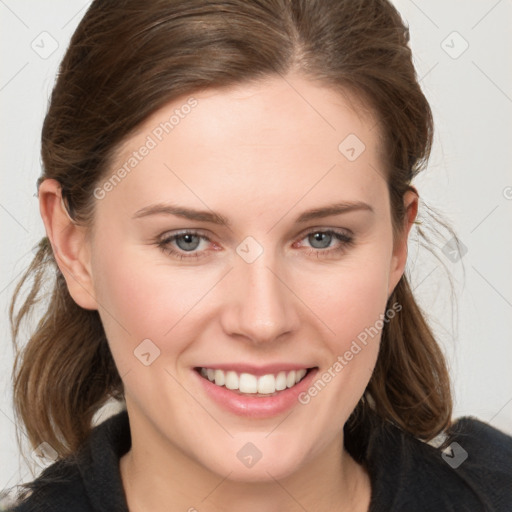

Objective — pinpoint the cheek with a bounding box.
[303,255,392,408]
[308,259,391,347]
[91,241,229,376]
[100,267,204,332]
[289,259,393,453]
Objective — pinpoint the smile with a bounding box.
[196,367,311,395]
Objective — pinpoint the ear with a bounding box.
[387,186,419,298]
[38,178,97,310]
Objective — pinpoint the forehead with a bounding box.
[101,75,387,219]
[142,76,376,146]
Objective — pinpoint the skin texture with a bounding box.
[39,73,418,512]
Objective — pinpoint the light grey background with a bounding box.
[1,0,511,496]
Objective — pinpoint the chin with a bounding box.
[197,439,310,483]
[217,458,302,484]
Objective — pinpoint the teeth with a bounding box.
[198,367,308,395]
[214,369,225,386]
[239,373,258,393]
[258,374,276,394]
[275,371,287,391]
[225,371,238,390]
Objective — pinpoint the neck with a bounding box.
[120,417,371,512]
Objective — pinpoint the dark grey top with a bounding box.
[9,409,512,511]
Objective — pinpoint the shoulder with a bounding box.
[7,459,91,512]
[363,414,512,512]
[7,410,130,512]
[435,416,512,510]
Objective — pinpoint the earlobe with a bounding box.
[38,178,98,310]
[387,188,419,298]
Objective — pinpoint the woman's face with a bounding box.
[85,74,414,481]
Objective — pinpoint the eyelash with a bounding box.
[155,229,354,260]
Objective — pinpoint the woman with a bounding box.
[7,0,512,510]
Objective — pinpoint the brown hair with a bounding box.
[10,0,460,460]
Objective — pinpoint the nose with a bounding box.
[219,247,300,345]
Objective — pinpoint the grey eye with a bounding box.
[308,232,332,249]
[175,234,202,251]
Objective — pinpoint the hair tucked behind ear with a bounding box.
[11,0,460,461]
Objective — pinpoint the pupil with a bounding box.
[177,234,200,251]
[310,232,331,249]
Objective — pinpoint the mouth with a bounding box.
[194,366,316,397]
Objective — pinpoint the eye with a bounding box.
[156,230,212,260]
[296,229,354,257]
[155,228,354,260]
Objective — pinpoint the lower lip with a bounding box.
[192,367,319,418]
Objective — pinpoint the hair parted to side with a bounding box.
[11,0,460,460]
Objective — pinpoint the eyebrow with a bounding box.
[132,200,374,226]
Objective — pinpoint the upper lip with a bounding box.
[194,363,316,376]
